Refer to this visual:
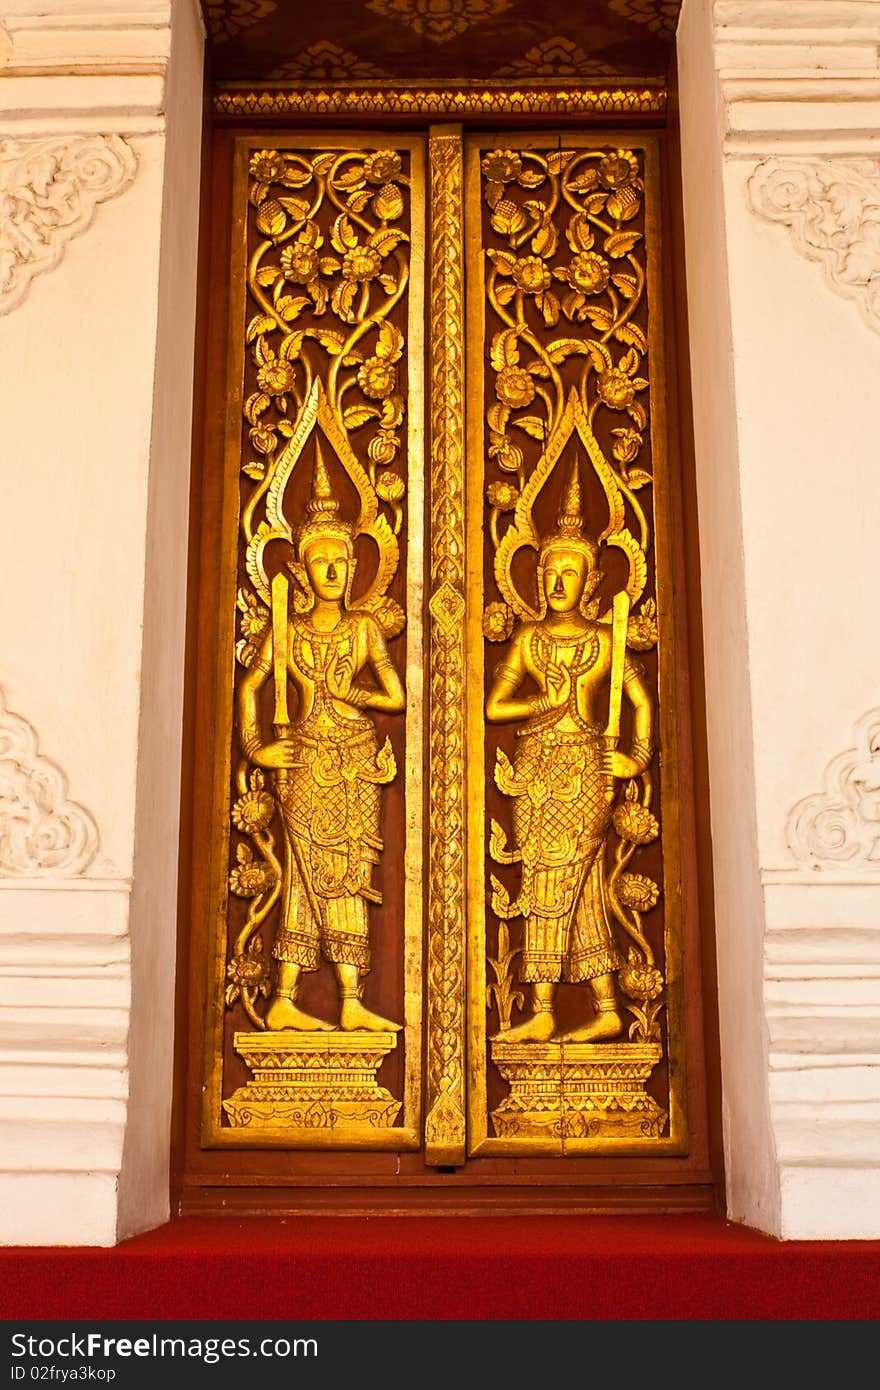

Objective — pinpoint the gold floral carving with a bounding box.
[365,0,510,44]
[496,37,618,80]
[424,132,467,1165]
[269,43,389,83]
[205,0,277,43]
[472,141,668,1151]
[214,86,666,119]
[216,141,417,1146]
[608,0,680,37]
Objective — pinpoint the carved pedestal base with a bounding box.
[490,1040,666,1143]
[223,1031,401,1133]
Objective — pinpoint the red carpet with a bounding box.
[1,1214,879,1320]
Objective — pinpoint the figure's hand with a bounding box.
[326,653,354,701]
[251,739,297,770]
[544,661,571,710]
[610,751,642,779]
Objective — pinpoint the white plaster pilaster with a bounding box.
[0,0,204,1245]
[677,0,880,1238]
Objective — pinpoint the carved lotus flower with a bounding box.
[364,150,402,185]
[483,601,514,643]
[250,149,286,184]
[597,368,635,410]
[231,787,275,835]
[482,150,522,184]
[561,251,610,295]
[512,256,552,296]
[599,151,639,190]
[612,801,660,845]
[280,243,320,284]
[342,245,383,283]
[225,937,271,1004]
[616,872,660,911]
[228,848,276,898]
[256,357,295,397]
[627,599,658,651]
[372,596,406,639]
[358,356,397,399]
[619,957,664,1002]
[495,366,535,410]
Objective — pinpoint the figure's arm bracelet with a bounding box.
[631,737,653,770]
[241,729,262,758]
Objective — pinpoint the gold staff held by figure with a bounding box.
[486,458,653,1043]
[237,443,406,1033]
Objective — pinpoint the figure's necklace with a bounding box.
[537,625,600,673]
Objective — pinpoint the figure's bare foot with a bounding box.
[560,1008,623,1043]
[265,995,334,1031]
[340,998,402,1032]
[492,1011,556,1043]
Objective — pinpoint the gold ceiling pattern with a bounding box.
[204,0,681,83]
[366,0,511,45]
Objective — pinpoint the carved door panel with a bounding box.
[178,123,715,1208]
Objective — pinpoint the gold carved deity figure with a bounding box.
[237,445,405,1034]
[486,461,653,1043]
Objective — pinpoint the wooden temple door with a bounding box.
[175,119,719,1211]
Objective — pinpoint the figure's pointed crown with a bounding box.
[538,456,598,567]
[296,439,354,557]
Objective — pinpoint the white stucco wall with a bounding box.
[678,0,880,1237]
[0,0,204,1244]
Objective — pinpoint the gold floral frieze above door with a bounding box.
[200,128,688,1162]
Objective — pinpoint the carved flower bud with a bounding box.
[376,469,405,504]
[486,480,519,511]
[611,427,642,466]
[368,430,399,467]
[491,199,529,239]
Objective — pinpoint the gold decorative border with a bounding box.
[424,128,468,1165]
[213,84,667,120]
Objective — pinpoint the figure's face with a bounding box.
[542,546,589,613]
[302,534,350,602]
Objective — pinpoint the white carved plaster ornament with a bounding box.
[786,708,880,870]
[0,684,99,875]
[0,135,137,316]
[748,157,880,336]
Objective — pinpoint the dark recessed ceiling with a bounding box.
[204,0,681,84]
